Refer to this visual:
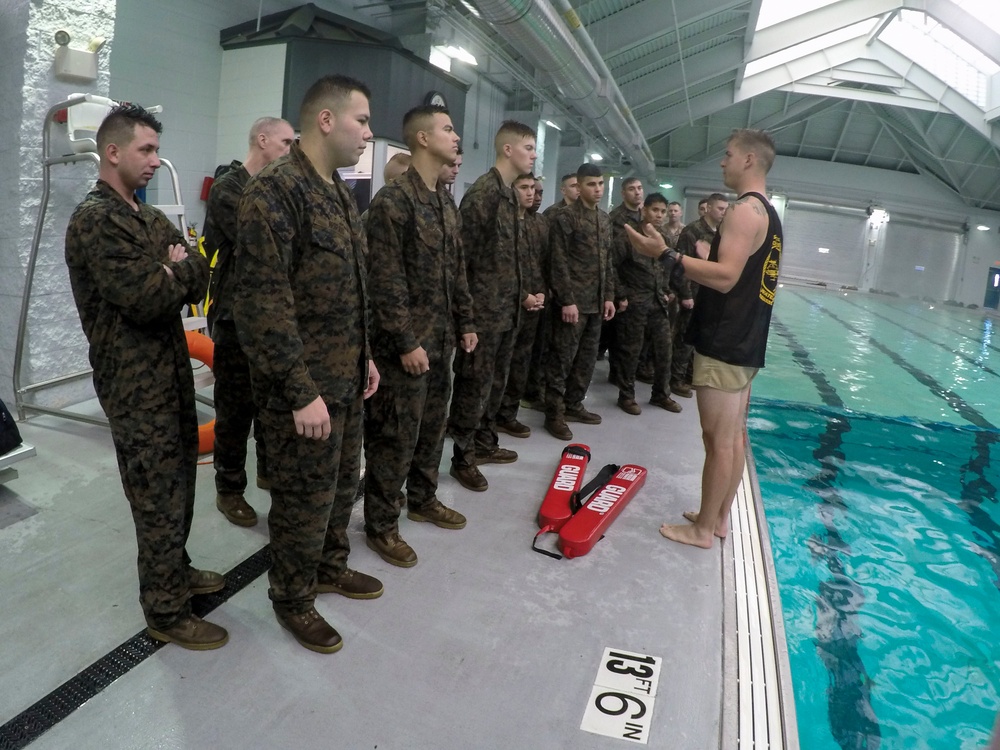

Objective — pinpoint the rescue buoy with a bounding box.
[184,330,215,455]
[533,449,647,559]
[558,464,647,559]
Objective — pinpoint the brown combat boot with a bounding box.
[216,493,258,527]
[475,447,518,464]
[189,568,225,595]
[617,397,642,415]
[496,419,531,438]
[366,531,418,567]
[275,608,343,653]
[450,464,488,492]
[544,417,573,441]
[408,499,467,529]
[565,405,602,424]
[316,568,384,599]
[650,395,683,412]
[147,614,229,650]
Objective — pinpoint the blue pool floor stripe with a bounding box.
[0,545,272,750]
[770,317,882,748]
[776,300,1000,579]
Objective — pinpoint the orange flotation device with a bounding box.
[184,330,215,455]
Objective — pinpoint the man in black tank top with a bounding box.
[625,128,783,549]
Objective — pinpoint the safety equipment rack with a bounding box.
[13,93,194,426]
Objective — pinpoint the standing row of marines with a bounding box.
[65,72,782,654]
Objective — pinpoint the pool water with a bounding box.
[748,287,1000,749]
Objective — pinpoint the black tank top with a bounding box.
[687,191,782,368]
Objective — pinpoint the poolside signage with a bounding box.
[580,647,663,744]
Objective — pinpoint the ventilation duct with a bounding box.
[470,0,655,179]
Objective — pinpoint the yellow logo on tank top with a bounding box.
[760,233,782,305]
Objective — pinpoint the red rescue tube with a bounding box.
[537,443,591,531]
[184,330,216,455]
[558,464,647,559]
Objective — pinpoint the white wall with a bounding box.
[452,72,508,204]
[216,45,287,167]
[1,0,115,410]
[673,155,1000,306]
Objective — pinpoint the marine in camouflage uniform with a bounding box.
[545,197,616,426]
[447,167,522,470]
[66,180,210,633]
[364,165,475,548]
[611,211,689,409]
[497,206,548,429]
[202,161,268,515]
[233,142,371,619]
[672,214,718,388]
[605,200,642,382]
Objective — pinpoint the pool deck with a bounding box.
[0,361,797,749]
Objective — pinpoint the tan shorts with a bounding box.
[692,352,758,393]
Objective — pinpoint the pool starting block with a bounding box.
[533,446,647,559]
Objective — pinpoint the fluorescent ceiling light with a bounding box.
[659,182,672,189]
[977,225,990,231]
[590,153,603,161]
[459,0,481,17]
[544,120,561,131]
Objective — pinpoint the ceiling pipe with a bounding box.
[469,0,656,179]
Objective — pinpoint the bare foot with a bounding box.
[682,511,728,539]
[660,523,715,549]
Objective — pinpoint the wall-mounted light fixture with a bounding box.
[866,205,889,227]
[976,225,990,231]
[53,31,105,83]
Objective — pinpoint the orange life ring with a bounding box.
[184,330,216,455]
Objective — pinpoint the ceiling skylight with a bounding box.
[756,0,843,30]
[745,20,876,78]
[877,9,999,107]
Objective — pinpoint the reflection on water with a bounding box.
[752,290,1000,750]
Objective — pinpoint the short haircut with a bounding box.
[707,192,728,204]
[728,128,776,173]
[383,153,412,182]
[299,74,371,128]
[698,198,709,207]
[621,177,642,191]
[402,104,449,150]
[644,193,668,208]
[577,162,602,179]
[455,146,464,156]
[560,173,577,185]
[494,120,536,154]
[97,103,161,154]
[248,116,287,146]
[514,172,536,184]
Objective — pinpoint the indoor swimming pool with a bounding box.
[748,286,1000,749]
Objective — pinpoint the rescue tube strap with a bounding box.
[570,463,620,514]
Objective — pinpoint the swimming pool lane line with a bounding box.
[774,307,1000,588]
[789,295,998,431]
[833,293,1000,358]
[768,318,882,749]
[819,293,1000,378]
